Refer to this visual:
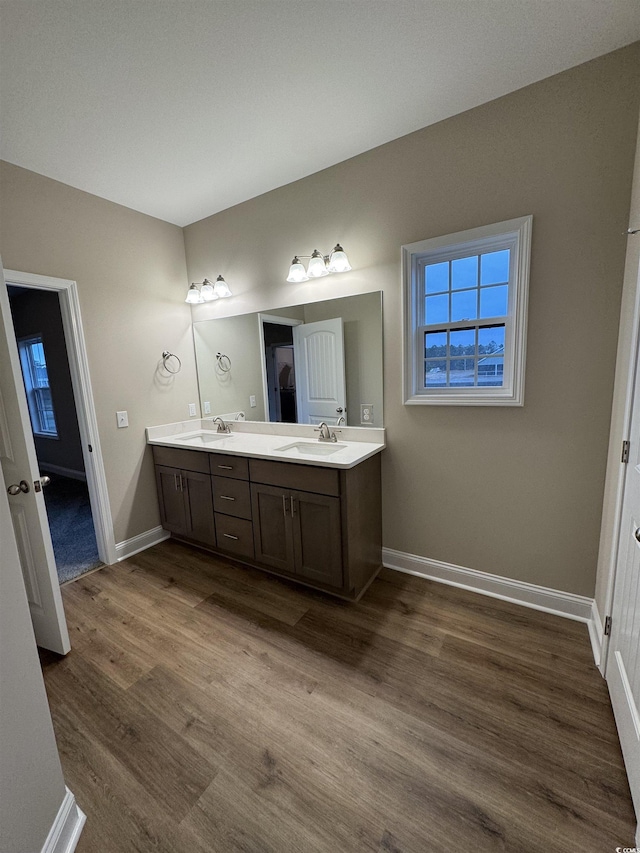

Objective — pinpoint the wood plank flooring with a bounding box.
[40,539,635,852]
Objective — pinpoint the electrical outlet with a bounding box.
[203,401,211,414]
[249,395,257,408]
[360,404,373,424]
[188,402,197,417]
[116,410,128,428]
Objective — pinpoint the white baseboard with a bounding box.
[39,463,86,481]
[116,525,170,561]
[382,547,594,623]
[42,788,86,853]
[588,599,605,674]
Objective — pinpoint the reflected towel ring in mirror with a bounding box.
[162,350,182,374]
[216,352,231,372]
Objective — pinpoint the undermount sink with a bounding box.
[275,441,347,456]
[175,432,229,446]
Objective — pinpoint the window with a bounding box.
[402,216,532,406]
[18,335,58,437]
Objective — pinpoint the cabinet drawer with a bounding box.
[209,453,249,480]
[212,476,252,520]
[249,458,340,497]
[152,445,210,474]
[215,514,254,560]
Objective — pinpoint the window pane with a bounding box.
[35,388,57,433]
[425,360,446,386]
[450,358,475,386]
[425,262,449,294]
[478,325,505,354]
[480,249,510,285]
[480,285,508,318]
[451,256,477,290]
[425,331,447,358]
[450,328,475,356]
[451,289,477,322]
[478,356,504,387]
[426,293,449,324]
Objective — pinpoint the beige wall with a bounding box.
[194,312,267,421]
[0,162,199,543]
[185,45,640,597]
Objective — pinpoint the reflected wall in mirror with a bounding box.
[193,292,383,427]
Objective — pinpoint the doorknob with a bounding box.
[635,528,640,543]
[40,476,51,488]
[336,407,343,413]
[7,480,30,496]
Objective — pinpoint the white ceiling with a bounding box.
[1,1,639,227]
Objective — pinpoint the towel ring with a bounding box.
[216,353,231,373]
[162,351,182,374]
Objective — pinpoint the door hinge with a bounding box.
[622,440,630,463]
[604,616,612,636]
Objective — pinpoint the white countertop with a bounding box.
[146,419,385,469]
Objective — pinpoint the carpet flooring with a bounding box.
[42,472,102,583]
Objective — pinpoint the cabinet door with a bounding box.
[183,470,216,546]
[156,465,188,535]
[291,491,343,589]
[251,483,294,573]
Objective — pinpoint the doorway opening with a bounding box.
[264,322,297,422]
[7,285,102,583]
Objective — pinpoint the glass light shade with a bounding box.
[286,257,309,283]
[185,283,203,304]
[307,250,329,278]
[200,279,217,301]
[327,244,351,273]
[213,275,232,298]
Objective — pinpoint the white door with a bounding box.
[0,265,70,654]
[293,317,347,425]
[608,244,640,829]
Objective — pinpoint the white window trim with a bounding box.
[402,215,532,406]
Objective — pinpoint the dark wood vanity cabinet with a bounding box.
[152,444,382,600]
[155,465,215,547]
[251,483,343,588]
[250,460,343,589]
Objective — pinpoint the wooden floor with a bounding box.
[40,539,634,852]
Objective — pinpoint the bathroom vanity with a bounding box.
[148,422,385,600]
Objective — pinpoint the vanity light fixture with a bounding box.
[286,244,351,282]
[185,275,232,304]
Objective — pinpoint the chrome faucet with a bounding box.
[336,416,346,426]
[315,421,340,443]
[210,416,231,434]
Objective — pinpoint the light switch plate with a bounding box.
[249,395,256,408]
[116,410,128,428]
[188,402,197,417]
[203,401,211,414]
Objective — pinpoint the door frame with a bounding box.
[600,261,640,676]
[4,269,117,565]
[257,313,303,423]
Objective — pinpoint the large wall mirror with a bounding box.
[193,291,383,427]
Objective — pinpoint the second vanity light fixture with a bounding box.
[286,244,351,282]
[185,275,232,304]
